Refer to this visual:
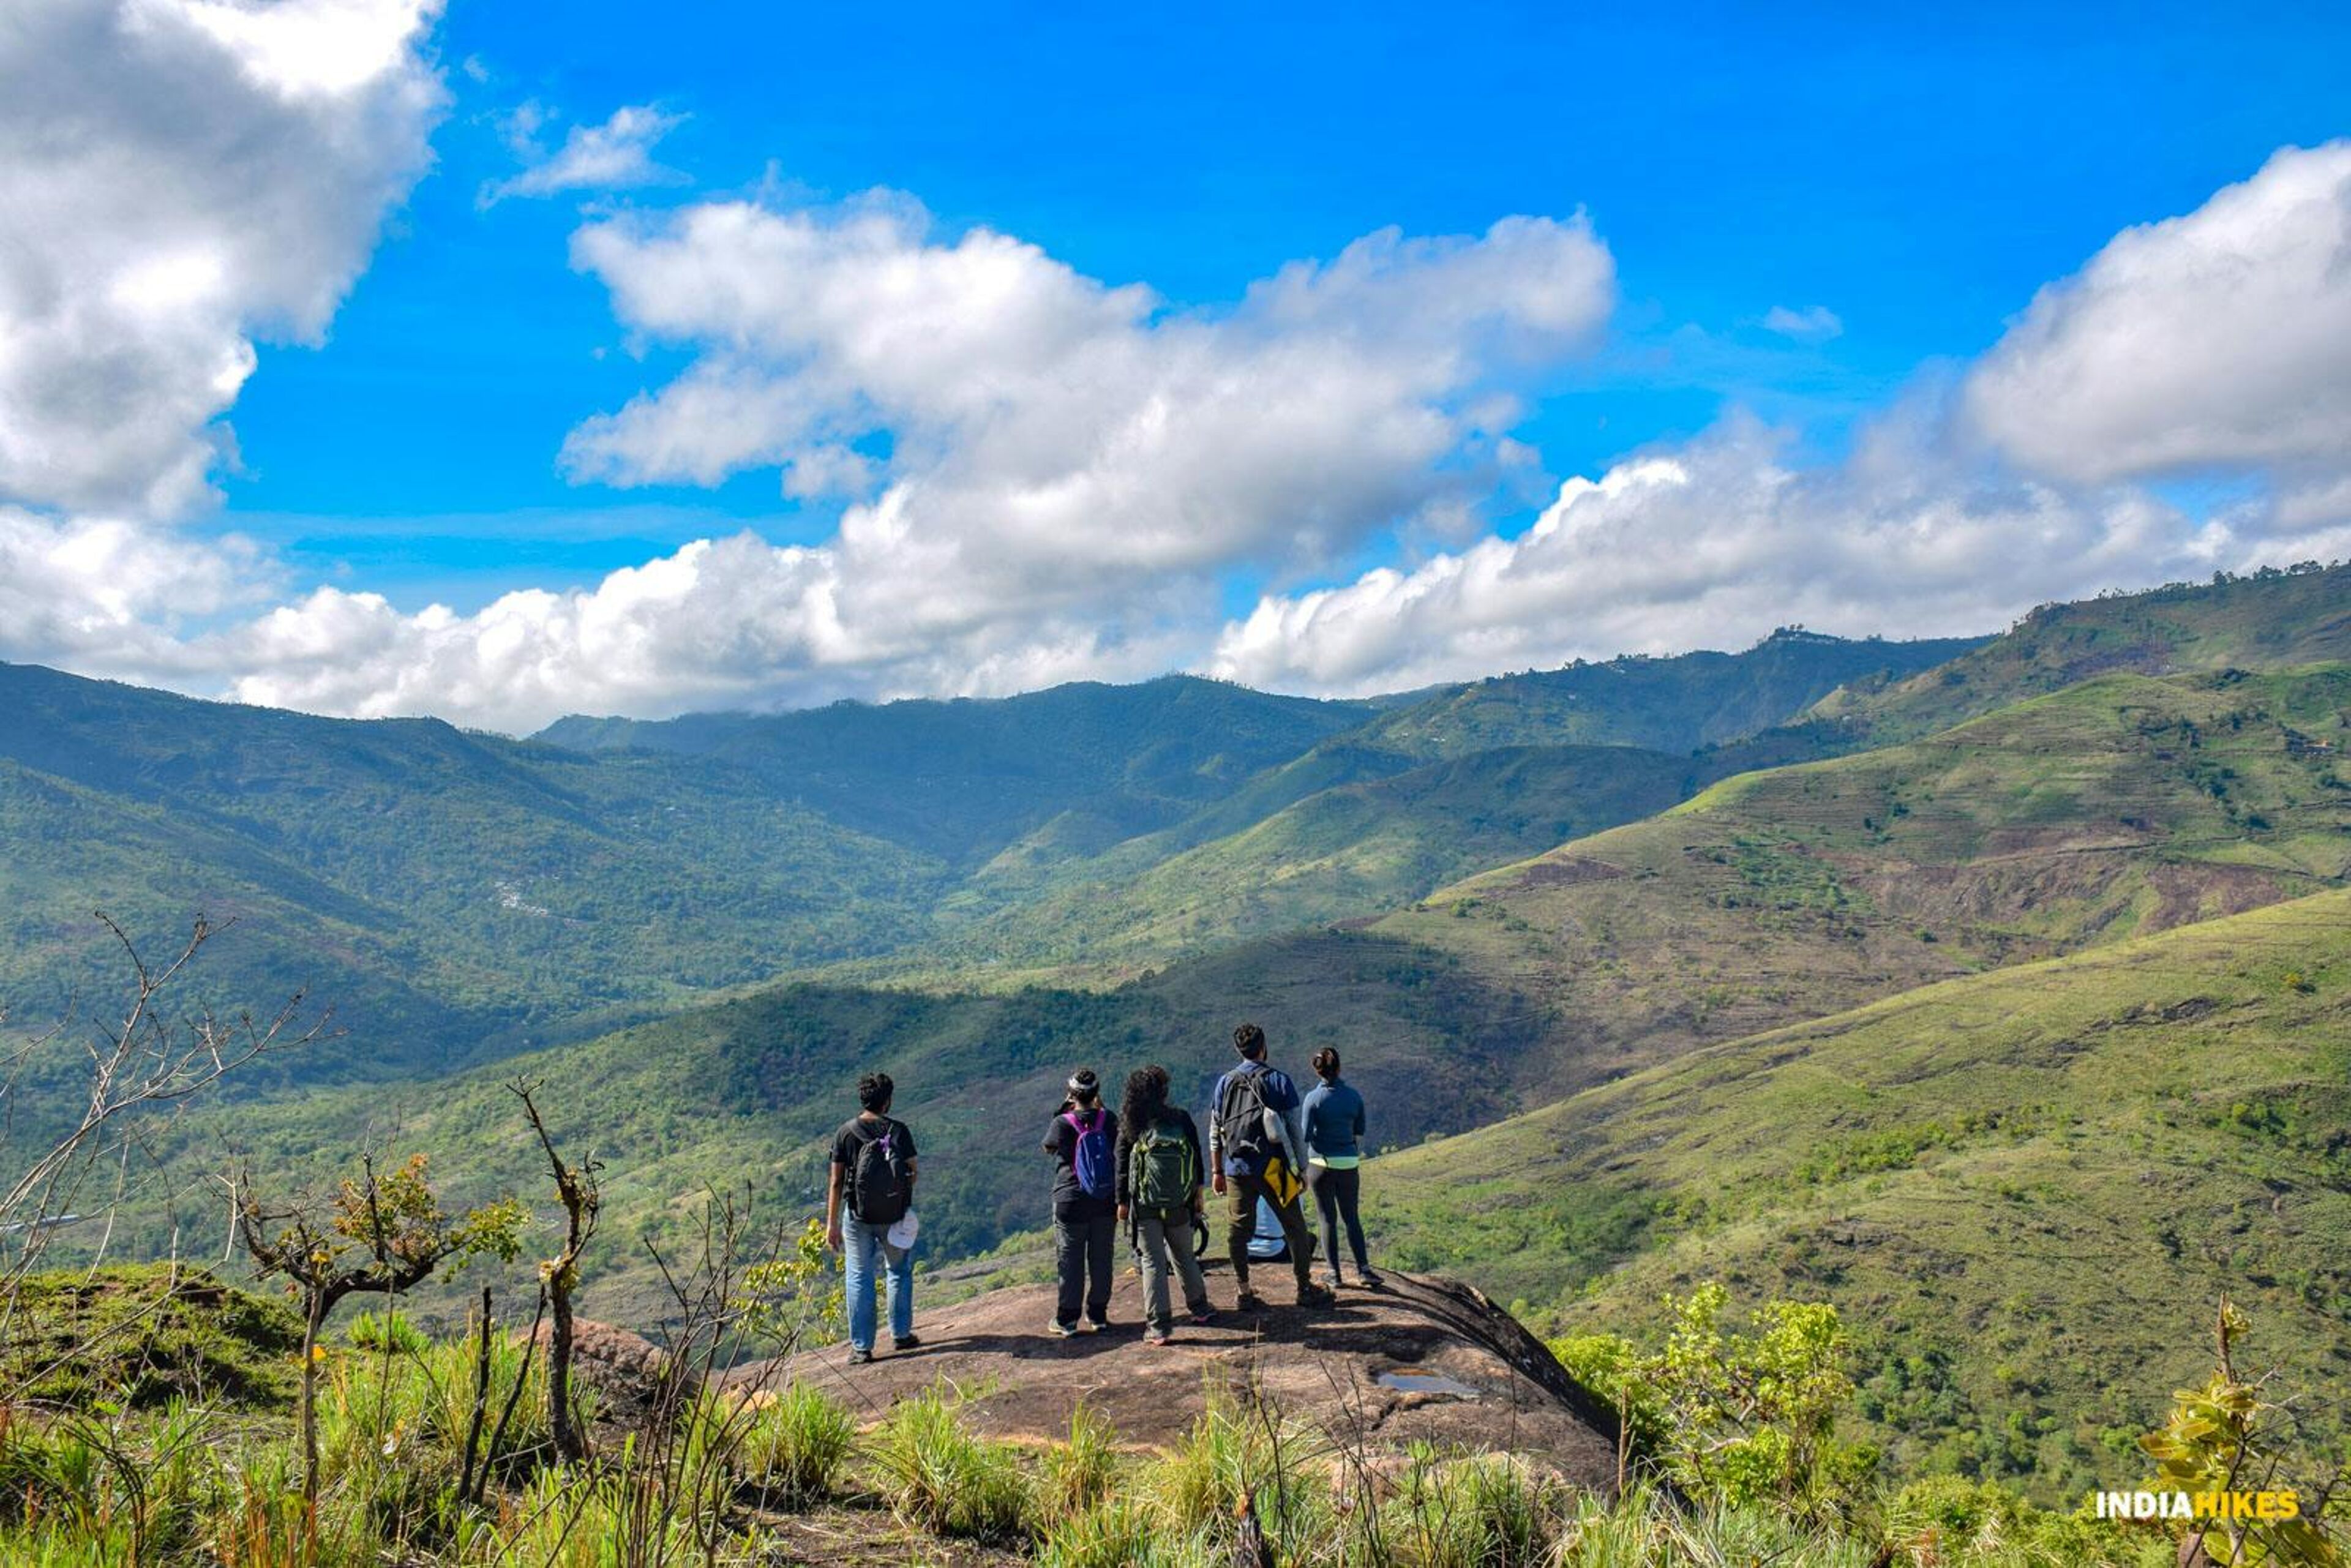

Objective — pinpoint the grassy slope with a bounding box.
[1338,666,2351,1104]
[1357,629,1984,759]
[1360,888,2351,1499]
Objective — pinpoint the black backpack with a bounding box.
[1215,1066,1273,1168]
[849,1120,911,1225]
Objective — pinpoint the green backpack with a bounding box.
[1131,1116,1198,1211]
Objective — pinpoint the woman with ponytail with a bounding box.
[1302,1048,1379,1289]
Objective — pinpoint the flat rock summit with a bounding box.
[723,1266,1621,1491]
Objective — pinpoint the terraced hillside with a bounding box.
[1361,888,2351,1501]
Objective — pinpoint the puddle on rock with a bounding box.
[1374,1370,1481,1399]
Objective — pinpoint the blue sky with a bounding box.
[4,1,2350,729]
[239,2,2329,567]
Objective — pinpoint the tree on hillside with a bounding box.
[234,1151,525,1507]
[1,913,326,1396]
[510,1076,600,1464]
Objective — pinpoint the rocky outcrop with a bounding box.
[531,1317,678,1427]
[721,1267,1619,1492]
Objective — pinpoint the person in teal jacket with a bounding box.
[1300,1048,1380,1289]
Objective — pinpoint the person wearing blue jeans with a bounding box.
[826,1071,921,1365]
[840,1216,914,1355]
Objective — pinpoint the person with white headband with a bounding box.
[1041,1067,1120,1337]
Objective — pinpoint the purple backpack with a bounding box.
[1064,1109,1115,1200]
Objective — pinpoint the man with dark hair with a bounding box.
[1208,1022,1333,1311]
[827,1071,920,1364]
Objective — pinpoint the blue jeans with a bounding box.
[842,1219,913,1350]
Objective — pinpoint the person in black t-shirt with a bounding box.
[825,1071,920,1363]
[1041,1068,1119,1336]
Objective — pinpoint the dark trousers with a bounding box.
[1053,1210,1116,1327]
[1225,1171,1316,1296]
[1311,1165,1370,1275]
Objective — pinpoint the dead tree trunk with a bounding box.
[513,1079,599,1465]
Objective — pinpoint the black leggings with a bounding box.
[1312,1165,1369,1274]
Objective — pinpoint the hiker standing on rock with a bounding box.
[1116,1063,1216,1346]
[825,1071,921,1365]
[1302,1047,1381,1291]
[1043,1068,1120,1337]
[1210,1024,1335,1311]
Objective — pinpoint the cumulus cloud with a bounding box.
[563,198,1613,595]
[1761,304,1843,341]
[0,0,446,518]
[0,508,274,681]
[160,205,1614,730]
[196,533,1208,732]
[481,102,688,205]
[1965,140,2351,487]
[1209,408,2222,694]
[1215,144,2351,697]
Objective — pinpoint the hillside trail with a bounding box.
[721,1261,1619,1490]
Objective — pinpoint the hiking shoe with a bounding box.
[1234,1289,1265,1312]
[1146,1332,1172,1347]
[847,1347,873,1365]
[1299,1284,1338,1310]
[1359,1269,1384,1289]
[1086,1316,1112,1333]
[1048,1321,1078,1338]
[1190,1308,1217,1327]
[893,1334,921,1351]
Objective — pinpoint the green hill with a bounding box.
[171,664,2351,1321]
[535,675,1378,866]
[924,743,1704,970]
[1340,664,2351,1103]
[1781,560,2351,756]
[1357,628,1985,759]
[0,662,951,1081]
[1359,887,2351,1499]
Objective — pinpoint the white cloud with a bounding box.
[12,120,2351,733]
[202,533,1204,732]
[0,509,269,677]
[182,204,1618,732]
[0,0,445,519]
[1215,146,2351,697]
[1761,304,1843,342]
[1208,407,2237,696]
[563,198,1613,612]
[1965,141,2351,487]
[481,103,688,205]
